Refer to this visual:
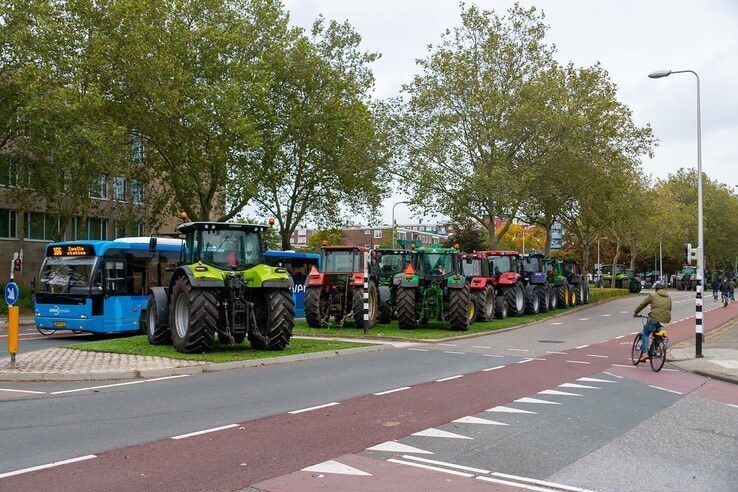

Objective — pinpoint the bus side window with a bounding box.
[126,251,149,295]
[160,251,180,287]
[105,261,126,294]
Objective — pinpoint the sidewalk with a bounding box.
[669,313,738,384]
[0,315,35,326]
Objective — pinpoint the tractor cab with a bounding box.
[411,246,463,282]
[482,251,521,281]
[372,248,415,283]
[177,222,266,272]
[520,253,547,285]
[461,253,489,279]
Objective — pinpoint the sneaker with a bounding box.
[639,353,649,362]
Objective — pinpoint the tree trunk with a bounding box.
[281,229,292,250]
[544,227,553,256]
[611,239,621,289]
[629,238,637,269]
[581,240,591,275]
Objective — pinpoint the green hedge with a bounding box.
[589,287,629,303]
[0,288,34,315]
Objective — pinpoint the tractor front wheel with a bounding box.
[352,283,378,329]
[475,286,495,322]
[537,286,549,312]
[556,285,569,309]
[377,286,393,324]
[505,283,525,317]
[146,293,171,345]
[548,286,558,310]
[249,289,294,350]
[494,295,508,319]
[524,285,540,314]
[170,277,217,353]
[583,283,590,304]
[396,287,419,330]
[304,286,330,327]
[448,285,472,331]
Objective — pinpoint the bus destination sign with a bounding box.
[49,245,95,257]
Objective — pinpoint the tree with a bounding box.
[307,228,345,250]
[246,17,388,249]
[494,224,546,253]
[442,220,486,252]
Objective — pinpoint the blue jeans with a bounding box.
[641,318,661,354]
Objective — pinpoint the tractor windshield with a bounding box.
[376,253,408,275]
[490,256,513,276]
[521,257,541,273]
[418,253,454,276]
[323,250,360,273]
[197,229,262,271]
[462,257,481,277]
[563,262,574,277]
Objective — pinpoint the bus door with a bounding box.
[102,250,148,332]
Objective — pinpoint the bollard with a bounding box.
[8,305,19,368]
[363,251,370,335]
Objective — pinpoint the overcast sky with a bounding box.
[283,0,738,226]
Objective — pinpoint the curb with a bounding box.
[0,344,387,382]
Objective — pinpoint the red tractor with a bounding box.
[460,252,502,321]
[481,250,533,317]
[304,246,377,329]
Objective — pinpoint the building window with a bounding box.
[129,179,143,204]
[364,229,370,235]
[297,236,306,245]
[373,230,382,239]
[25,211,57,240]
[131,132,145,162]
[136,222,144,236]
[0,161,18,188]
[73,216,107,240]
[90,176,108,199]
[0,209,16,238]
[112,177,126,201]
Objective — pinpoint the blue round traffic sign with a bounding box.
[4,281,19,306]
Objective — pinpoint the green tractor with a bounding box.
[600,265,641,293]
[674,266,697,291]
[543,259,576,308]
[372,248,416,323]
[145,221,294,353]
[562,259,590,304]
[395,245,474,331]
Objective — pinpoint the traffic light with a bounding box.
[683,243,699,265]
[13,257,21,272]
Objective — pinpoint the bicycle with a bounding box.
[631,315,668,372]
[722,291,730,308]
[713,290,718,302]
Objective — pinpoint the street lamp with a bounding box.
[597,236,607,284]
[649,68,704,356]
[391,201,410,248]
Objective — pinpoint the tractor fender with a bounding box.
[447,281,465,289]
[172,266,224,289]
[400,278,419,288]
[378,285,392,307]
[148,286,171,326]
[497,272,519,286]
[262,279,293,289]
[469,277,488,290]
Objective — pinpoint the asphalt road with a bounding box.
[1,291,736,491]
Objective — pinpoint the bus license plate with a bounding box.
[53,321,67,328]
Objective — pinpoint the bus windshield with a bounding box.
[323,250,359,273]
[198,230,261,270]
[419,253,454,276]
[38,257,99,294]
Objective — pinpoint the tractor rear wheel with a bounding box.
[352,283,378,329]
[146,293,171,345]
[569,286,578,306]
[603,280,611,288]
[396,287,419,330]
[448,285,472,331]
[505,283,525,317]
[475,287,495,322]
[377,286,393,324]
[537,286,549,312]
[583,283,590,304]
[494,295,508,319]
[304,286,329,327]
[556,285,569,309]
[249,289,294,350]
[524,285,540,314]
[575,283,584,305]
[548,286,558,310]
[170,277,217,353]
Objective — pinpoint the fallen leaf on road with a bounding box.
[383,421,400,427]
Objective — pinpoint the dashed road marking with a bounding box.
[171,424,238,440]
[615,335,626,339]
[401,455,491,474]
[727,403,738,409]
[602,314,612,317]
[612,364,636,368]
[486,405,537,414]
[648,385,683,395]
[560,383,600,389]
[575,344,589,349]
[603,371,624,379]
[586,354,608,358]
[472,345,491,349]
[0,388,46,395]
[452,416,508,426]
[489,472,594,492]
[550,322,563,325]
[412,428,473,439]
[0,455,97,479]
[436,375,463,382]
[477,475,551,491]
[438,343,457,347]
[545,351,567,355]
[367,441,433,454]
[566,360,591,364]
[302,460,372,476]
[517,359,535,364]
[49,375,190,395]
[408,348,429,352]
[444,351,466,355]
[578,318,590,321]
[482,354,504,358]
[483,365,506,372]
[387,458,473,477]
[507,348,529,352]
[578,377,616,383]
[289,402,339,414]
[374,387,411,396]
[539,389,582,397]
[515,397,561,405]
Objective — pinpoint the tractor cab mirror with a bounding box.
[148,237,157,252]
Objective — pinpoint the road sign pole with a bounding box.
[8,305,18,368]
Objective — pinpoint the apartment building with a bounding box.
[290,224,448,250]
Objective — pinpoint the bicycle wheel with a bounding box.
[631,334,643,365]
[36,326,56,336]
[650,340,666,372]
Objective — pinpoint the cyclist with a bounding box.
[633,281,672,362]
[719,277,731,305]
[711,278,720,301]
[729,277,736,302]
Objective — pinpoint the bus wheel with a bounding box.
[36,326,56,336]
[147,293,171,345]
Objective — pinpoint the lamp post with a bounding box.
[391,201,410,248]
[649,68,704,357]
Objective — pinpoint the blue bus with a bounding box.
[263,251,320,318]
[33,237,183,334]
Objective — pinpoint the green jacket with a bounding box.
[634,290,672,324]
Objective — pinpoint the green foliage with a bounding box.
[307,228,345,250]
[0,288,33,315]
[442,220,486,252]
[588,287,630,303]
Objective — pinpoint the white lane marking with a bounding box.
[507,348,529,352]
[49,375,190,395]
[0,388,46,395]
[620,311,629,314]
[575,344,589,349]
[0,455,97,479]
[539,389,582,397]
[578,377,616,383]
[387,458,473,477]
[412,428,473,439]
[560,383,600,389]
[490,471,594,492]
[401,455,490,474]
[602,314,612,317]
[171,424,238,440]
[438,343,457,347]
[727,403,738,409]
[517,359,535,364]
[483,365,506,372]
[586,354,608,358]
[486,405,537,414]
[661,368,679,372]
[408,348,429,352]
[603,371,624,379]
[472,345,491,349]
[615,335,625,339]
[612,364,636,368]
[550,322,563,325]
[566,360,591,364]
[436,375,463,382]
[367,441,434,454]
[444,351,466,355]
[577,318,590,321]
[453,416,508,426]
[648,385,683,395]
[374,386,411,396]
[514,397,561,405]
[629,331,639,335]
[477,475,551,491]
[302,460,372,476]
[289,402,339,414]
[545,351,567,355]
[482,354,504,358]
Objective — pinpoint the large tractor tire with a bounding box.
[603,280,611,288]
[568,285,578,306]
[556,284,570,309]
[548,286,558,310]
[448,285,473,331]
[396,287,419,330]
[170,277,217,353]
[575,283,585,305]
[146,292,171,345]
[494,295,508,319]
[377,285,393,324]
[629,280,642,294]
[249,289,294,350]
[583,283,590,304]
[304,286,329,327]
[505,282,525,317]
[675,280,683,290]
[537,286,549,312]
[352,283,378,329]
[475,286,495,322]
[524,285,540,314]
